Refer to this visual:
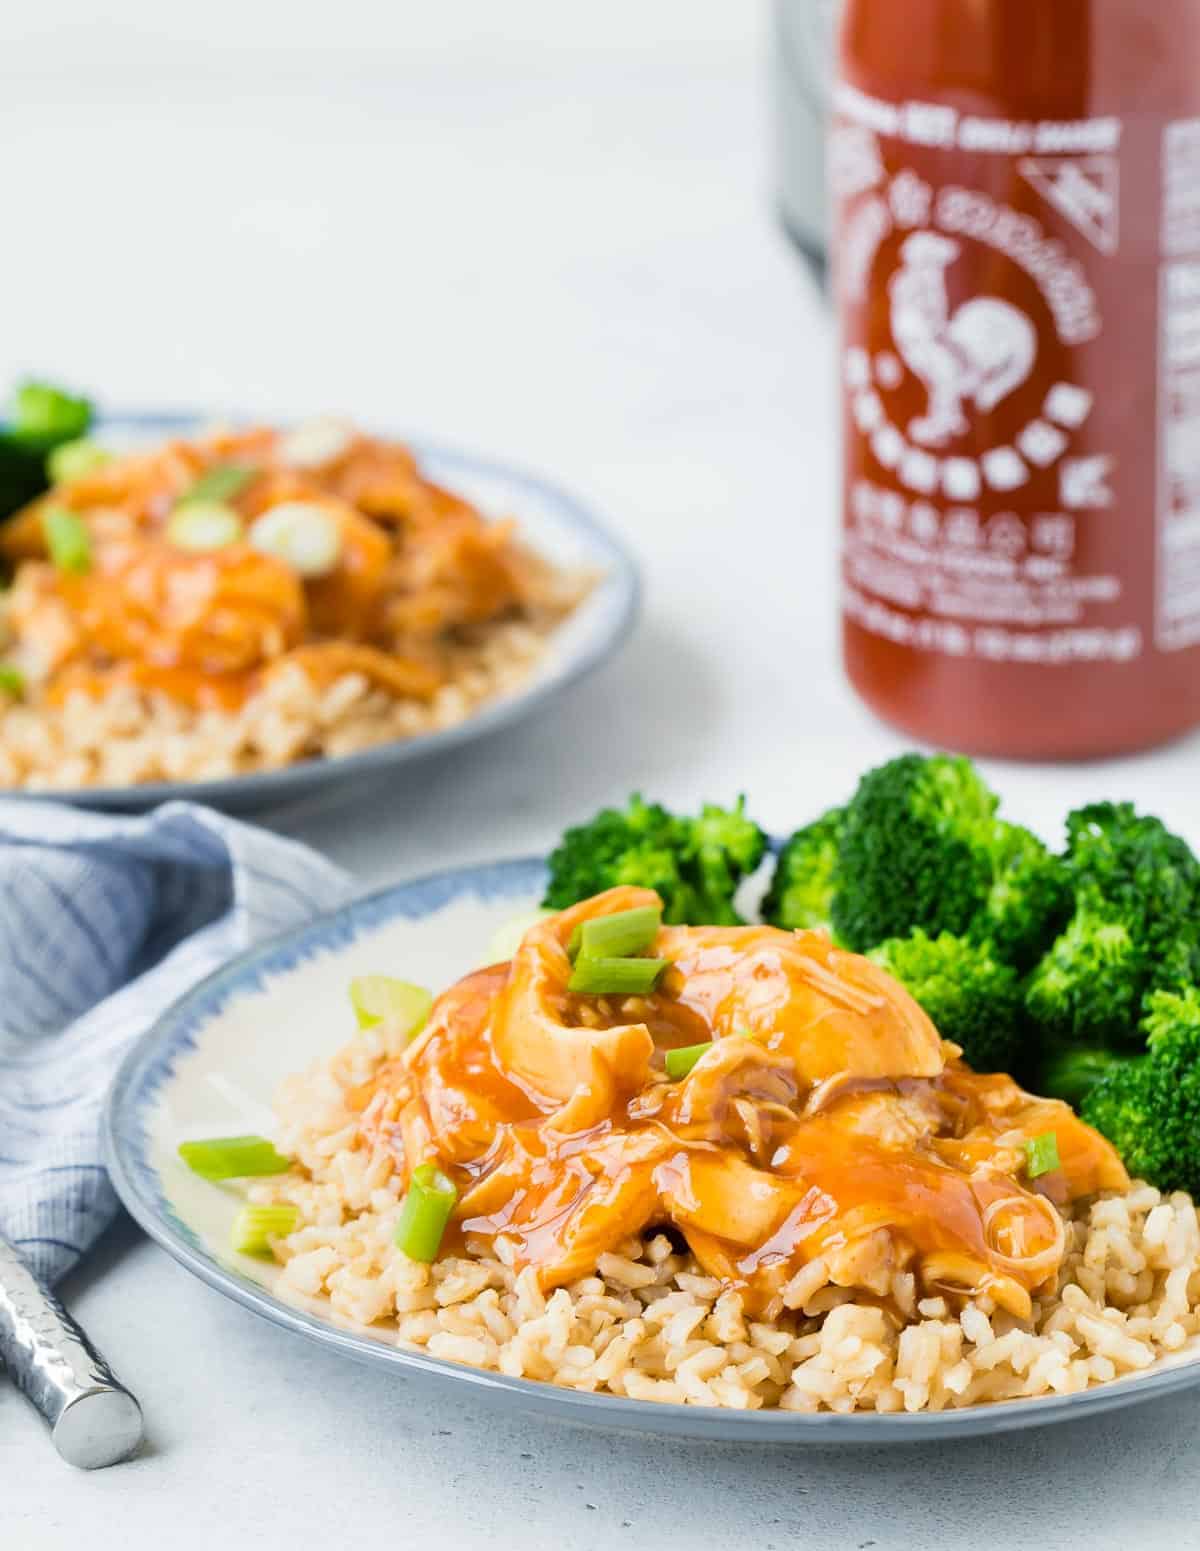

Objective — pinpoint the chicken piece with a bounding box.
[269,643,442,702]
[10,537,307,677]
[298,500,394,638]
[356,965,535,1169]
[385,514,527,640]
[0,442,207,560]
[658,925,944,1084]
[656,1151,798,1249]
[489,887,657,1129]
[458,1127,669,1287]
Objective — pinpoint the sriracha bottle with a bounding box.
[833,0,1200,757]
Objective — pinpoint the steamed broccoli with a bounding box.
[543,794,766,925]
[977,822,1071,971]
[830,755,998,950]
[762,806,843,931]
[0,379,94,521]
[1080,988,1200,1194]
[1025,803,1200,1049]
[11,381,91,444]
[869,930,1024,1073]
[1039,1046,1127,1110]
[828,753,1064,965]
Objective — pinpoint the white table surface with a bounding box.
[5,5,1200,1544]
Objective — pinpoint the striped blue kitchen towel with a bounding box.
[0,800,351,1284]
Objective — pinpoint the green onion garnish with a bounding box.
[231,1203,300,1255]
[1024,1132,1061,1179]
[665,1041,714,1080]
[0,664,24,698]
[568,955,667,996]
[178,462,259,507]
[47,438,111,486]
[349,975,433,1037]
[166,501,245,552]
[568,905,662,963]
[41,507,91,574]
[394,1162,458,1261]
[178,1134,291,1181]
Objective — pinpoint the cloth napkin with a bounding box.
[0,800,351,1285]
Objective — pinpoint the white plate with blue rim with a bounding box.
[12,411,639,813]
[104,856,1200,1443]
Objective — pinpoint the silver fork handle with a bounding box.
[0,1234,143,1469]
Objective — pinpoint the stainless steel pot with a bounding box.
[772,0,839,259]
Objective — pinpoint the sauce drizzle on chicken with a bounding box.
[355,888,1128,1319]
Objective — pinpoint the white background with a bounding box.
[4,3,1200,1545]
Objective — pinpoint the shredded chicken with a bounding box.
[0,422,567,711]
[353,889,1129,1316]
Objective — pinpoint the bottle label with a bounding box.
[834,84,1196,666]
[1158,120,1200,649]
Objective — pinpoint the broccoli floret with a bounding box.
[11,380,92,444]
[1025,803,1200,1049]
[830,754,1001,951]
[688,798,768,924]
[0,379,94,522]
[1039,1046,1129,1110]
[543,794,766,925]
[975,822,1071,971]
[1081,988,1200,1193]
[762,807,844,931]
[869,930,1024,1073]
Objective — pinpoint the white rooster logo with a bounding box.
[889,232,1038,448]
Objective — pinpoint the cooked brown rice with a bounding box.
[252,1008,1200,1412]
[0,615,563,791]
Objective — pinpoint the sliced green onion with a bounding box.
[485,908,554,964]
[1024,1132,1061,1179]
[231,1203,300,1255]
[349,975,433,1038]
[568,955,667,996]
[178,1134,291,1181]
[178,462,259,506]
[279,418,354,469]
[42,507,91,574]
[166,500,245,552]
[394,1162,458,1261]
[249,501,341,577]
[665,1041,714,1080]
[47,437,111,485]
[0,664,24,698]
[568,905,662,963]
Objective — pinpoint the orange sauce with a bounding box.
[355,890,1128,1316]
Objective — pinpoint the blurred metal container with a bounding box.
[772,0,839,261]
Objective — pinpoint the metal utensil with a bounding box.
[0,1233,143,1469]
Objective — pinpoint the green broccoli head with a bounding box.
[1025,803,1200,1050]
[687,798,768,925]
[975,822,1071,970]
[543,793,765,925]
[830,754,1000,951]
[762,807,844,932]
[11,381,92,445]
[1025,896,1144,1048]
[869,929,1024,1074]
[0,379,95,522]
[1081,987,1200,1193]
[1038,1045,1129,1111]
[1065,803,1200,992]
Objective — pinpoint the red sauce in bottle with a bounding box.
[834,0,1200,758]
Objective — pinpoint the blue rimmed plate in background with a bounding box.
[104,856,1200,1444]
[12,412,639,813]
